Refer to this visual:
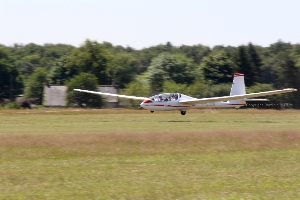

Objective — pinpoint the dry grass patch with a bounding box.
[1,130,299,155]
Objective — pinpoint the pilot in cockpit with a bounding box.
[158,95,163,102]
[174,94,178,100]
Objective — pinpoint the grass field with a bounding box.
[0,109,300,199]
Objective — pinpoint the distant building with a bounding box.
[44,85,118,108]
[98,85,119,108]
[44,85,67,107]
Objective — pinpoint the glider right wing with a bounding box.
[179,88,297,105]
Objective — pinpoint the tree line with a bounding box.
[0,39,299,108]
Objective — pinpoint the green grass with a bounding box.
[0,109,300,199]
[0,109,299,135]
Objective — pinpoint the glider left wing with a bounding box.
[73,89,149,100]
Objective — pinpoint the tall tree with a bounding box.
[236,46,255,86]
[269,40,293,55]
[133,42,179,74]
[107,53,137,88]
[179,44,210,64]
[24,68,47,105]
[247,43,261,83]
[65,40,112,85]
[6,43,74,78]
[49,56,70,85]
[201,50,237,84]
[0,47,23,102]
[278,54,300,108]
[146,53,197,90]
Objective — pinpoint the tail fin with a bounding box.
[230,73,246,96]
[229,73,246,106]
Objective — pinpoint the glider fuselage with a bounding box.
[140,93,244,111]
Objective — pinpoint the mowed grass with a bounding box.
[0,109,300,199]
[0,109,299,135]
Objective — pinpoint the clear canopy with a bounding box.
[149,93,181,102]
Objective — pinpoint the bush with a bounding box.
[66,73,103,108]
[120,79,151,108]
[4,102,22,109]
[184,81,231,98]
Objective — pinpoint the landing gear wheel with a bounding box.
[181,111,186,115]
[150,110,154,113]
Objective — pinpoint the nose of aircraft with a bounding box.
[140,102,144,108]
[140,99,152,108]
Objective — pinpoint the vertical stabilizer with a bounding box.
[229,73,246,106]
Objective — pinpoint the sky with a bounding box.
[1,0,300,49]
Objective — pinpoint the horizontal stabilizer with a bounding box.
[245,98,269,102]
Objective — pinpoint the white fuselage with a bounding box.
[140,102,245,111]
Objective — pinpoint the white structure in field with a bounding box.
[44,86,67,106]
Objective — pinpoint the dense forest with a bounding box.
[0,40,299,108]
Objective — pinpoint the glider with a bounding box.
[74,73,297,115]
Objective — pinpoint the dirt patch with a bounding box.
[1,131,299,151]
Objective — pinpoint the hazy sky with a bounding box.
[1,0,300,49]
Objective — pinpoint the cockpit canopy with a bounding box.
[149,93,181,102]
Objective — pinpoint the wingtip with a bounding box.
[286,88,298,92]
